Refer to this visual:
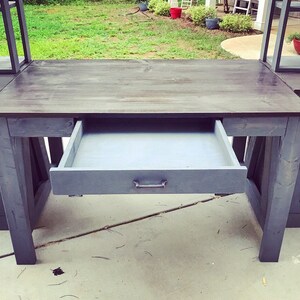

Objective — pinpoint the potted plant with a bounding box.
[138,1,149,11]
[205,7,219,30]
[287,32,300,55]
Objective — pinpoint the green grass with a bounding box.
[0,2,235,59]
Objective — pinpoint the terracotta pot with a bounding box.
[293,38,300,55]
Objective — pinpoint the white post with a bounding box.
[169,0,179,7]
[205,0,216,8]
[254,0,268,31]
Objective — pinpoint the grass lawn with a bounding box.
[0,1,238,59]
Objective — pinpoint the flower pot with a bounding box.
[205,18,219,30]
[170,7,182,19]
[293,38,300,55]
[139,2,148,11]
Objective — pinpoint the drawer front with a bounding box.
[51,168,246,195]
[50,119,247,195]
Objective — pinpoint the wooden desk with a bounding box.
[0,59,300,264]
[276,72,300,95]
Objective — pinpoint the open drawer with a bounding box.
[50,119,247,195]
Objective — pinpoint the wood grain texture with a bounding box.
[259,117,300,262]
[0,137,51,230]
[0,60,299,116]
[8,118,74,137]
[12,137,35,229]
[51,169,247,195]
[245,137,264,179]
[223,117,288,136]
[276,72,300,94]
[0,117,36,264]
[0,73,16,91]
[246,179,264,228]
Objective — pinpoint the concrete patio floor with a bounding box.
[1,192,300,299]
[221,16,300,59]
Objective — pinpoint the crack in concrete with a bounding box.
[0,195,221,260]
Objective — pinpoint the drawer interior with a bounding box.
[60,118,240,171]
[51,118,246,195]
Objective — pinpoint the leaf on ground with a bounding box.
[52,267,65,276]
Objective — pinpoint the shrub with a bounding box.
[186,5,216,26]
[219,14,252,33]
[287,32,300,42]
[148,0,161,12]
[154,1,170,16]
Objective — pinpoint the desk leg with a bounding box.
[259,117,300,262]
[0,118,36,264]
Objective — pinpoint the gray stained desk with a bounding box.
[0,59,300,264]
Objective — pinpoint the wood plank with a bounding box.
[245,137,264,179]
[259,117,300,262]
[223,117,288,136]
[50,168,247,195]
[267,56,300,73]
[0,60,299,116]
[289,165,300,214]
[214,121,241,166]
[260,137,274,216]
[260,137,280,217]
[0,72,16,91]
[58,120,83,168]
[15,0,31,63]
[0,193,9,229]
[12,137,35,229]
[0,137,50,230]
[246,179,264,229]
[0,117,36,264]
[8,118,74,137]
[0,0,19,73]
[31,137,50,182]
[32,180,51,226]
[271,0,291,72]
[260,0,276,62]
[276,1,300,11]
[276,72,300,94]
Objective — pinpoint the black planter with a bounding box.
[205,18,219,30]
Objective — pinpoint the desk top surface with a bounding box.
[0,59,299,117]
[276,72,300,94]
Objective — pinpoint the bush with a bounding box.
[148,0,161,12]
[219,14,252,33]
[154,1,170,16]
[186,5,216,26]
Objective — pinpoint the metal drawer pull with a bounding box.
[133,180,167,189]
